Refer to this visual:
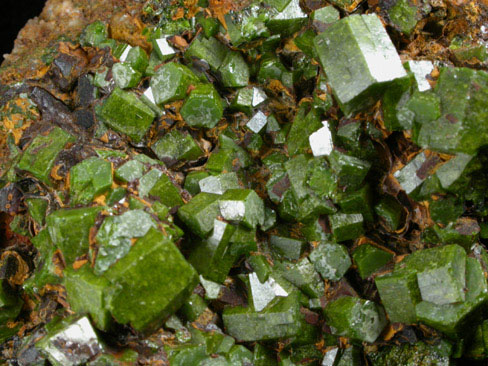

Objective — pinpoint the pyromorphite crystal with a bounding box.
[328,150,371,189]
[150,62,199,105]
[69,157,113,205]
[223,292,303,341]
[246,111,268,134]
[267,0,308,36]
[231,87,267,115]
[47,206,103,264]
[414,67,488,154]
[337,184,373,222]
[17,127,74,185]
[188,219,237,283]
[309,121,334,157]
[184,171,209,195]
[405,60,434,92]
[375,271,421,324]
[368,341,452,366]
[115,159,145,183]
[23,230,61,295]
[151,130,203,165]
[8,1,488,363]
[199,172,240,195]
[387,0,420,35]
[97,88,155,142]
[89,349,139,366]
[278,258,324,298]
[415,257,488,336]
[94,210,157,274]
[178,192,221,238]
[148,173,184,208]
[0,279,22,324]
[311,6,340,27]
[248,255,273,283]
[104,227,198,331]
[287,106,322,156]
[396,244,467,306]
[219,51,250,88]
[26,198,48,226]
[152,36,177,61]
[329,213,364,242]
[180,84,223,128]
[248,271,289,312]
[324,296,387,343]
[112,63,141,89]
[80,20,108,47]
[393,152,429,194]
[218,189,265,229]
[269,235,306,260]
[353,244,393,279]
[314,14,407,115]
[36,316,103,366]
[309,242,351,281]
[64,265,113,331]
[185,35,228,70]
[125,46,149,73]
[374,196,404,231]
[435,153,475,191]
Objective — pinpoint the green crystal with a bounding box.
[185,35,228,70]
[375,271,421,324]
[415,257,488,336]
[181,84,224,128]
[178,192,221,238]
[329,213,364,242]
[314,14,407,116]
[115,160,145,183]
[150,62,199,105]
[94,209,157,274]
[47,206,103,264]
[414,67,488,154]
[64,265,113,331]
[105,227,198,331]
[69,157,113,205]
[188,219,237,283]
[353,244,393,279]
[309,242,351,281]
[112,63,142,89]
[324,296,387,343]
[36,316,103,366]
[219,51,250,88]
[218,189,264,229]
[151,130,203,165]
[269,235,306,260]
[80,21,108,47]
[97,88,155,142]
[26,197,48,226]
[223,292,303,341]
[17,127,74,185]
